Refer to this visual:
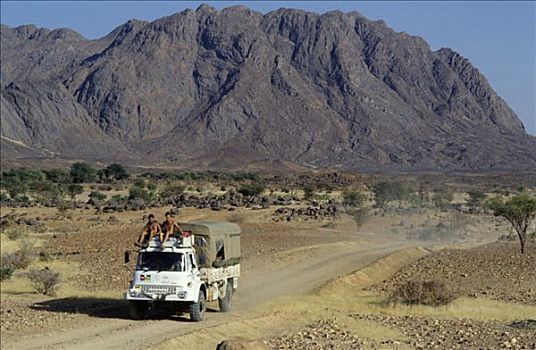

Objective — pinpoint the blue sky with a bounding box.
[1,1,535,135]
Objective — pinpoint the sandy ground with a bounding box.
[0,206,513,350]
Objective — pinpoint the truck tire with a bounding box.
[128,300,147,320]
[218,281,233,312]
[189,290,206,322]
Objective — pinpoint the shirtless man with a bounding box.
[136,214,161,247]
[161,211,184,244]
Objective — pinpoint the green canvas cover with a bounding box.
[180,221,241,268]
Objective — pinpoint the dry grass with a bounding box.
[1,259,80,297]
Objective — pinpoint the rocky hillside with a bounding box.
[1,4,535,170]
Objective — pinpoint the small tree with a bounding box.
[342,190,367,207]
[44,168,71,184]
[70,162,96,183]
[302,185,316,201]
[237,184,265,197]
[488,194,536,254]
[67,184,84,206]
[372,181,409,209]
[89,191,107,205]
[106,163,129,180]
[26,268,61,296]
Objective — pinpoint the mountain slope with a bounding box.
[1,5,534,169]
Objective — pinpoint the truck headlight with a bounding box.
[177,291,188,299]
[129,285,142,296]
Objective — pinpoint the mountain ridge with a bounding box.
[1,5,534,170]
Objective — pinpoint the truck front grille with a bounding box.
[141,285,177,295]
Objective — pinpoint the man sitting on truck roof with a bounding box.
[135,214,161,247]
[161,211,184,245]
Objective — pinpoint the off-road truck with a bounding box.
[124,221,240,321]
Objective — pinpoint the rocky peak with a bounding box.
[1,5,533,169]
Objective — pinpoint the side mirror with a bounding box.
[124,251,130,264]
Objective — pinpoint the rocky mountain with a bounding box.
[1,5,534,170]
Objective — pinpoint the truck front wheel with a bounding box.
[218,281,233,312]
[189,290,206,321]
[128,300,147,320]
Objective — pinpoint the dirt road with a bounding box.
[2,233,426,350]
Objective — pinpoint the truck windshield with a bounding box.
[136,252,183,272]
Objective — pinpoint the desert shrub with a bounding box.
[96,184,113,191]
[133,179,146,188]
[346,207,370,228]
[409,192,427,208]
[302,185,316,201]
[1,168,46,197]
[373,181,410,208]
[315,193,330,201]
[160,184,186,199]
[70,162,96,183]
[466,191,486,209]
[0,266,14,281]
[44,168,71,184]
[98,163,129,182]
[5,228,23,240]
[14,194,30,203]
[57,201,73,218]
[237,184,265,197]
[390,279,458,306]
[432,187,454,211]
[38,251,53,262]
[110,194,127,203]
[26,268,61,295]
[228,212,247,224]
[343,190,367,207]
[67,183,84,203]
[128,186,154,204]
[1,247,33,270]
[89,191,107,202]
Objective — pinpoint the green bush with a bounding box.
[67,184,84,202]
[343,190,367,207]
[44,168,71,184]
[14,194,30,203]
[110,194,127,203]
[89,191,107,202]
[237,184,265,197]
[128,186,151,202]
[70,162,96,183]
[373,181,410,208]
[26,268,61,296]
[302,185,316,201]
[160,184,186,199]
[100,163,129,181]
[0,267,14,281]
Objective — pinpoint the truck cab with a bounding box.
[124,221,240,321]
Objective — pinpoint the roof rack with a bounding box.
[144,235,195,251]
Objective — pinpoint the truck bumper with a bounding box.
[124,292,195,302]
